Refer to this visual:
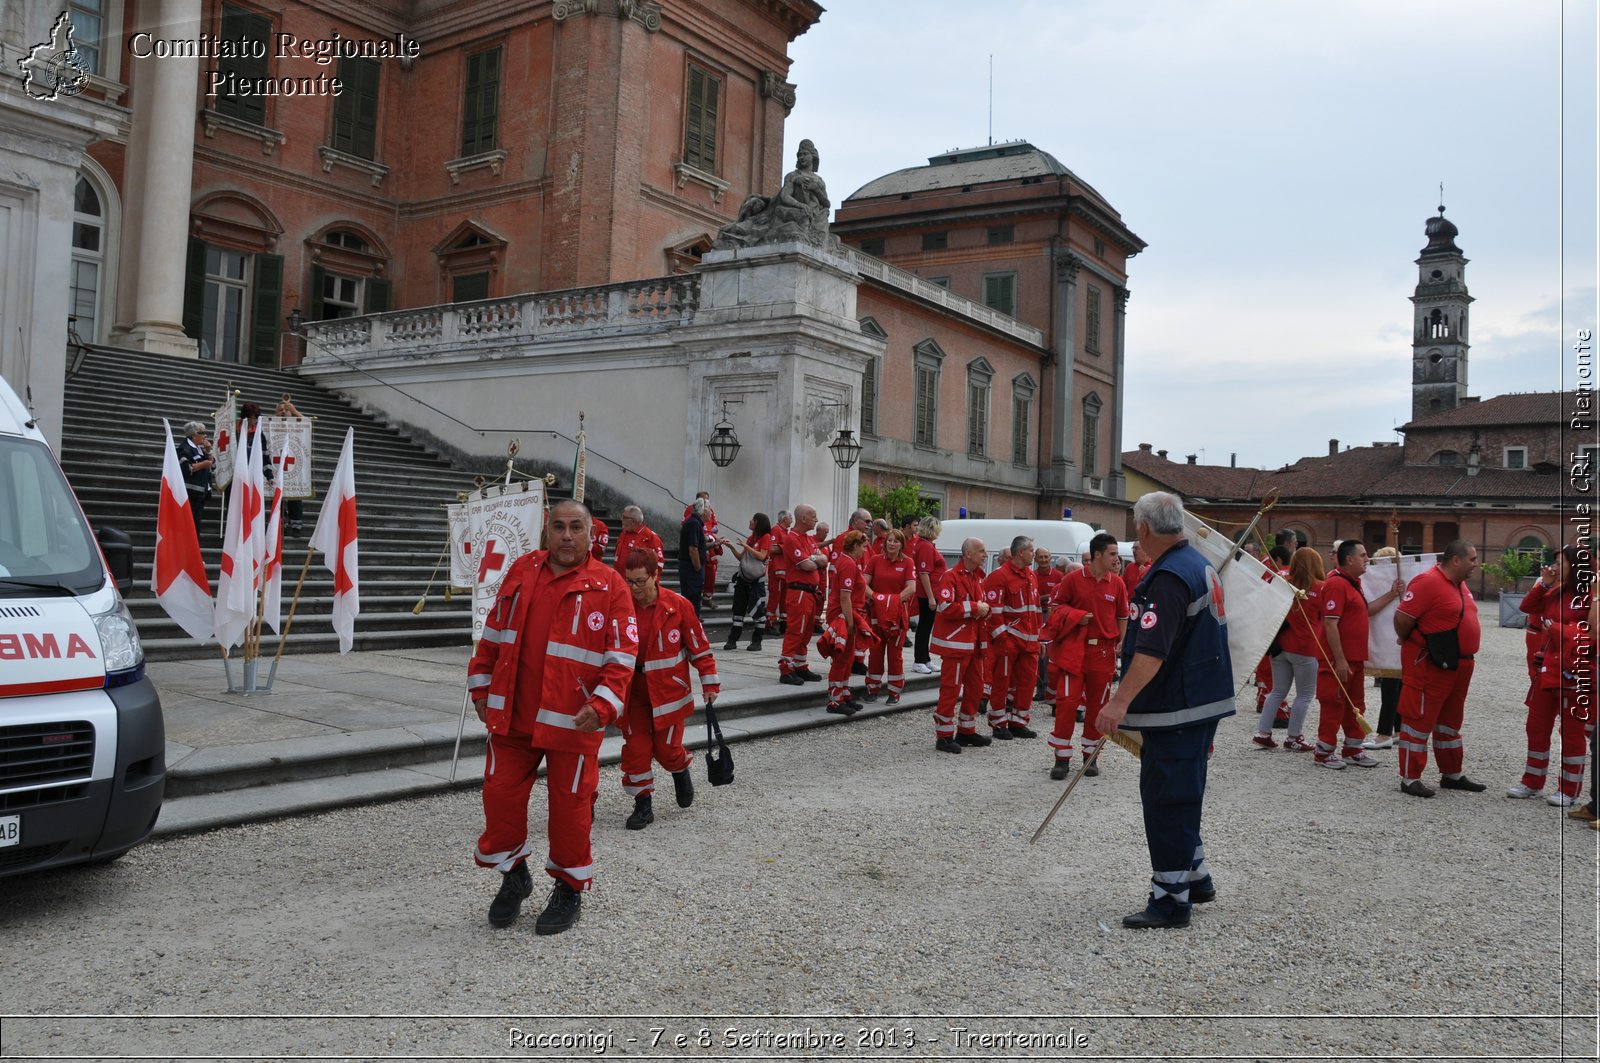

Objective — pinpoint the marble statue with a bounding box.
[714,139,840,251]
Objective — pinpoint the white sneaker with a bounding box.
[912,662,932,674]
[1506,782,1542,799]
[1344,750,1381,768]
[1362,734,1396,750]
[1547,792,1576,807]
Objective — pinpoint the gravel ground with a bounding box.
[2,605,1596,1062]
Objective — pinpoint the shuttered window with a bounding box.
[332,57,380,159]
[684,64,720,172]
[914,366,937,447]
[461,48,501,157]
[216,5,271,124]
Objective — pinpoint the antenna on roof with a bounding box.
[988,55,993,146]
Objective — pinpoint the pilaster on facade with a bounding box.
[759,71,796,115]
[199,109,286,156]
[1047,251,1084,490]
[1107,285,1129,498]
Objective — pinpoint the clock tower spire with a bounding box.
[1409,200,1472,421]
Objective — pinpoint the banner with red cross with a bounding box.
[259,415,314,499]
[454,480,546,640]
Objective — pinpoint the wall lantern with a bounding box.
[818,401,862,469]
[706,399,742,468]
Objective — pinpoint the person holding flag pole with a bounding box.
[153,419,215,642]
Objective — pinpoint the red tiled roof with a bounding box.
[1400,391,1578,431]
[1122,450,1263,501]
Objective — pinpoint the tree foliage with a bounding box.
[858,478,939,524]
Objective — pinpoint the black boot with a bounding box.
[723,630,740,652]
[747,634,763,652]
[672,768,695,808]
[626,795,655,830]
[487,862,533,928]
[534,880,583,936]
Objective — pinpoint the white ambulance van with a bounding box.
[0,375,164,876]
[933,518,1098,573]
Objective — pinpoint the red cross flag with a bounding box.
[152,419,214,641]
[214,423,265,649]
[309,427,360,653]
[260,437,290,634]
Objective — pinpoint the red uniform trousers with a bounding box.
[779,585,820,675]
[827,625,860,707]
[1254,655,1274,710]
[1048,645,1117,762]
[1521,686,1591,799]
[703,555,719,598]
[476,731,601,891]
[618,691,692,799]
[767,574,787,632]
[933,653,984,739]
[1396,659,1475,782]
[1315,663,1368,758]
[866,628,905,695]
[985,637,1038,729]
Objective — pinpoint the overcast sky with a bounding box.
[783,0,1598,470]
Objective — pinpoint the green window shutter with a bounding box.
[250,253,283,366]
[307,264,326,321]
[217,6,269,125]
[182,237,206,340]
[462,48,500,157]
[364,278,391,313]
[334,58,380,159]
[684,67,704,167]
[452,272,489,302]
[701,74,718,171]
[685,65,719,171]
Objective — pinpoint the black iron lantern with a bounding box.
[706,400,742,468]
[828,427,862,469]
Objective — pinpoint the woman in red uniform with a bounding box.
[1251,548,1325,754]
[722,512,773,653]
[863,529,916,703]
[911,515,946,673]
[1509,546,1593,806]
[822,531,871,714]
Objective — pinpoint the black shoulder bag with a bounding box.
[703,700,734,786]
[1422,585,1466,671]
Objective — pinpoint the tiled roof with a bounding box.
[845,141,1110,207]
[1400,391,1577,431]
[1122,449,1264,501]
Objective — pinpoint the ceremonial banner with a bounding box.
[1363,552,1439,676]
[152,419,214,641]
[462,480,545,641]
[211,393,237,490]
[259,415,313,499]
[446,502,474,590]
[1182,512,1297,694]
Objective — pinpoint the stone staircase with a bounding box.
[57,347,740,660]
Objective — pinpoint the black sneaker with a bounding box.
[1049,760,1072,781]
[625,796,655,830]
[884,693,901,706]
[746,640,763,652]
[1439,774,1488,792]
[861,691,880,702]
[990,727,1014,741]
[826,703,853,715]
[1122,905,1190,930]
[851,663,868,675]
[935,737,962,754]
[797,669,823,682]
[487,862,533,928]
[1009,725,1038,739]
[1084,760,1100,778]
[955,732,992,748]
[1400,779,1436,799]
[672,768,694,809]
[779,673,805,686]
[723,639,739,652]
[534,880,583,936]
[845,698,865,711]
[1190,887,1217,904]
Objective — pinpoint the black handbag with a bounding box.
[1422,588,1467,671]
[703,699,734,786]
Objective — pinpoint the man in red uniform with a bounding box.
[983,535,1042,740]
[1122,541,1150,596]
[766,510,792,635]
[1034,548,1063,703]
[930,537,993,754]
[1315,540,1403,768]
[823,531,870,714]
[612,506,664,576]
[467,500,638,934]
[778,504,827,685]
[1394,540,1486,797]
[829,509,874,674]
[588,514,610,563]
[618,547,719,830]
[1044,532,1129,779]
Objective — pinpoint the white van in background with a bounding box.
[933,518,1098,573]
[0,375,164,876]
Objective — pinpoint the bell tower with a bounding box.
[1409,201,1472,421]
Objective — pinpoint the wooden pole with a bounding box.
[272,546,317,668]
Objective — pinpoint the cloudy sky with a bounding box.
[783,0,1597,470]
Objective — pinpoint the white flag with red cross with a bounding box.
[459,479,545,641]
[214,424,265,649]
[309,427,360,653]
[259,437,290,634]
[152,419,214,641]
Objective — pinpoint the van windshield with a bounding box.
[0,436,103,595]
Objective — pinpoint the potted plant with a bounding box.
[1483,550,1542,628]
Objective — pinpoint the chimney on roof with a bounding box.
[1186,454,1197,465]
[1231,453,1237,468]
[1138,443,1153,453]
[1461,396,1480,404]
[1157,449,1168,460]
[1328,438,1339,456]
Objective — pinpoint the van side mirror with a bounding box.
[97,526,133,595]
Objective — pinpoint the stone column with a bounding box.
[111,0,200,357]
[1109,286,1129,499]
[1048,251,1082,491]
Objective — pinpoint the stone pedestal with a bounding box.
[679,241,882,529]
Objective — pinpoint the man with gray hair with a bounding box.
[767,510,794,637]
[678,498,708,617]
[1097,492,1234,930]
[929,537,993,753]
[175,420,217,541]
[612,505,664,577]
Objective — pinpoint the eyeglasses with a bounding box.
[623,577,653,587]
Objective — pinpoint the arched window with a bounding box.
[307,225,390,320]
[69,174,105,342]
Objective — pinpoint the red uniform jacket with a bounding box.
[467,552,638,754]
[631,586,720,728]
[930,564,986,657]
[1522,581,1594,691]
[1044,567,1129,674]
[982,562,1041,647]
[613,525,665,575]
[588,516,610,563]
[768,526,790,580]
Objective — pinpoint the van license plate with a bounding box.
[0,815,18,848]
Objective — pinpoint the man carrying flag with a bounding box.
[153,420,215,641]
[309,427,360,653]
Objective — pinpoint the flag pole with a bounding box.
[449,690,474,783]
[266,546,316,688]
